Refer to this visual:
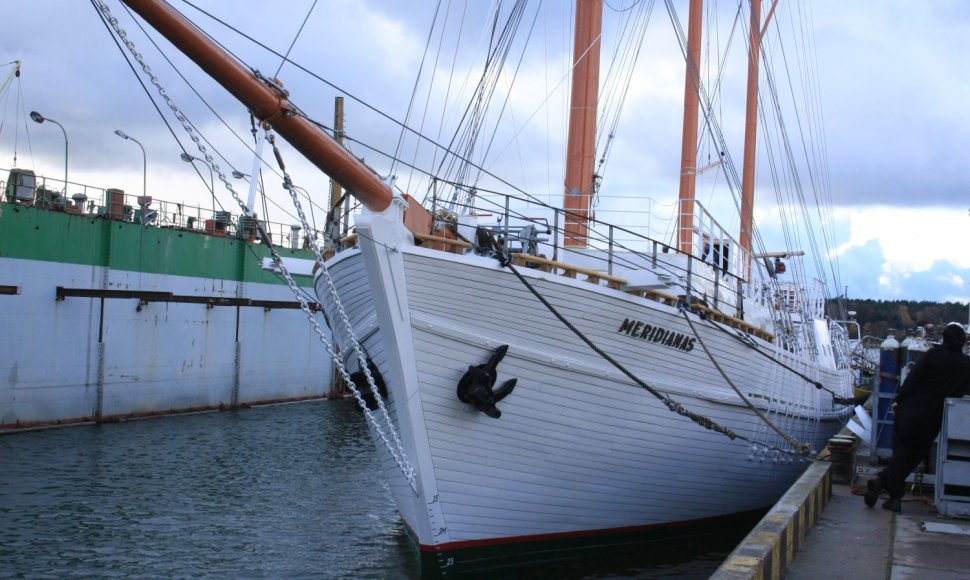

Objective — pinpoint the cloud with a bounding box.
[3,0,968,305]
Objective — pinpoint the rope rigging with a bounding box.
[483,233,819,460]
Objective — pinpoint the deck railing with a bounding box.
[1,168,321,249]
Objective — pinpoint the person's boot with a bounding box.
[882,498,901,513]
[864,478,880,508]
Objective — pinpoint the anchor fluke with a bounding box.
[457,345,517,418]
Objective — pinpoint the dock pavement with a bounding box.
[713,462,970,579]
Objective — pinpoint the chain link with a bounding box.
[95,0,417,488]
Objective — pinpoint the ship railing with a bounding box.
[1,168,322,249]
[416,184,754,320]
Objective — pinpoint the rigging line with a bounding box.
[492,239,815,461]
[663,0,743,217]
[179,0,548,208]
[120,2,328,232]
[448,0,531,194]
[94,2,216,190]
[700,314,840,395]
[406,0,451,194]
[773,23,840,293]
[101,2,325,277]
[118,4,252,181]
[604,0,643,13]
[680,309,812,455]
[472,1,543,185]
[339,120,737,290]
[432,1,509,191]
[273,0,319,78]
[392,0,443,179]
[595,0,655,183]
[696,1,742,161]
[429,0,467,189]
[494,245,738,441]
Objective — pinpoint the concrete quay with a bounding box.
[712,461,970,579]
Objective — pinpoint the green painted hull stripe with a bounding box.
[0,203,315,286]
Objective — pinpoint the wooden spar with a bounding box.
[563,0,603,249]
[676,0,703,254]
[119,0,392,214]
[328,96,345,211]
[739,0,762,260]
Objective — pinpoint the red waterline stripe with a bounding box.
[415,507,768,552]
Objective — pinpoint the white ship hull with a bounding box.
[317,207,852,572]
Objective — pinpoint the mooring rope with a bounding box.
[489,240,823,462]
[680,309,812,455]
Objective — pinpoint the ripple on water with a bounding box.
[0,398,749,579]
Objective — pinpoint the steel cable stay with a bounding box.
[93,0,418,491]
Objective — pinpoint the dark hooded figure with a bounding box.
[865,322,970,512]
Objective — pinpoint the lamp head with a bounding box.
[180,153,194,163]
[29,111,45,124]
[114,129,129,140]
[231,171,246,179]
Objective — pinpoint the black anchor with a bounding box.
[349,358,387,411]
[457,345,517,418]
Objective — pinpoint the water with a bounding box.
[0,400,752,578]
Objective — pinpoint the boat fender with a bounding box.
[350,358,388,411]
[456,345,517,418]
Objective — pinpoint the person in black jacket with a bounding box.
[865,322,970,512]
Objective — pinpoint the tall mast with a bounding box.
[119,0,393,214]
[739,0,763,259]
[328,96,345,212]
[563,0,603,249]
[676,0,703,254]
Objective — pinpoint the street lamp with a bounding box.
[180,152,215,214]
[29,111,68,196]
[114,129,146,199]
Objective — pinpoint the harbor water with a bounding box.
[0,399,755,578]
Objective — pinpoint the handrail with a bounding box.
[1,170,319,248]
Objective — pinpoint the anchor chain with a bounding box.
[95,0,417,489]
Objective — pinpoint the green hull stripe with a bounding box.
[0,203,316,286]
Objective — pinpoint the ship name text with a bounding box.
[617,318,695,352]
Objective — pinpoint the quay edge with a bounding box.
[712,461,831,579]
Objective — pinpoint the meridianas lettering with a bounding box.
[618,318,695,352]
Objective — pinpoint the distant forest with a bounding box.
[827,299,969,340]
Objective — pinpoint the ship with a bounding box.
[0,62,334,430]
[92,0,855,574]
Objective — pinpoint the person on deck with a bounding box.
[865,322,970,512]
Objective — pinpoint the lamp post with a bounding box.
[114,129,146,199]
[181,152,215,214]
[29,111,68,196]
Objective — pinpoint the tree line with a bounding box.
[828,299,969,340]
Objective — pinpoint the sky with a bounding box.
[1,0,968,305]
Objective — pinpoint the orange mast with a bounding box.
[120,0,392,214]
[676,0,704,254]
[739,0,763,259]
[563,0,603,248]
